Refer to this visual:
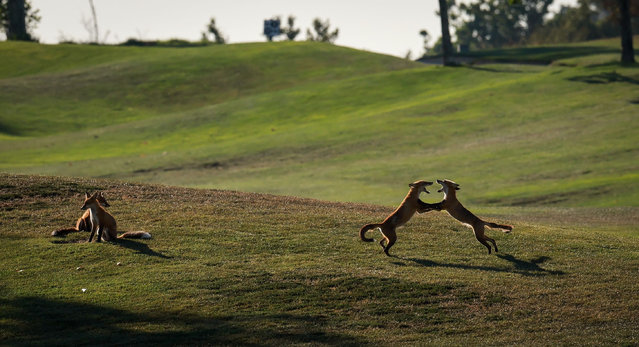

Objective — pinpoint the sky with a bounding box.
[29,0,576,58]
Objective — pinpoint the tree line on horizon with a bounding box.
[0,0,635,63]
[202,15,339,44]
[425,0,636,63]
[0,0,339,46]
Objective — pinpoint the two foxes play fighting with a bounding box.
[52,192,151,242]
[360,179,512,256]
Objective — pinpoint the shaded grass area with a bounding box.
[422,36,639,65]
[1,174,638,345]
[460,44,620,64]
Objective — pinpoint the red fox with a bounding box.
[360,180,441,256]
[52,192,110,237]
[436,179,512,254]
[56,192,151,242]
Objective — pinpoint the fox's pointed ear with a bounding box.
[85,192,90,198]
[409,183,415,188]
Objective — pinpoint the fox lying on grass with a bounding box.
[436,179,512,254]
[53,192,151,242]
[360,180,441,256]
[51,192,110,236]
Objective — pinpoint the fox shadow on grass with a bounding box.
[0,296,363,346]
[397,254,564,277]
[116,239,171,259]
[51,238,170,259]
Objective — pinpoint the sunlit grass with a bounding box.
[1,174,637,345]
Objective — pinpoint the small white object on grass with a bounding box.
[116,262,122,266]
[81,288,87,293]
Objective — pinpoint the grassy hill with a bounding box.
[1,174,638,345]
[1,39,638,207]
[1,38,638,345]
[0,41,415,136]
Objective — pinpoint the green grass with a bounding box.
[1,39,638,207]
[1,38,638,345]
[0,41,416,136]
[1,174,638,345]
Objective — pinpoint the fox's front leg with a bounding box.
[417,199,443,213]
[88,224,97,242]
[96,225,103,242]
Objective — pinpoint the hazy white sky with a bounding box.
[29,0,576,58]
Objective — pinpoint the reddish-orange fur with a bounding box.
[360,180,441,256]
[436,179,512,254]
[78,192,151,242]
[52,192,109,237]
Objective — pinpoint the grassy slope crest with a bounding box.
[0,39,638,207]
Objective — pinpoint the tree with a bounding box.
[526,0,636,63]
[453,0,553,49]
[617,0,635,63]
[82,0,109,43]
[306,18,339,43]
[593,0,639,33]
[0,0,40,41]
[595,0,636,63]
[263,17,281,41]
[89,0,98,42]
[202,17,226,44]
[282,15,300,41]
[438,0,454,65]
[419,29,431,54]
[527,2,603,44]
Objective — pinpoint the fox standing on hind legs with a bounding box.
[79,192,151,242]
[360,180,441,256]
[436,179,512,254]
[52,192,110,237]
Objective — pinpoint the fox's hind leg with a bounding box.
[472,224,492,254]
[484,236,498,253]
[381,227,397,257]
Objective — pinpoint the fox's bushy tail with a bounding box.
[51,227,79,237]
[484,221,513,233]
[118,231,152,239]
[359,223,381,242]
